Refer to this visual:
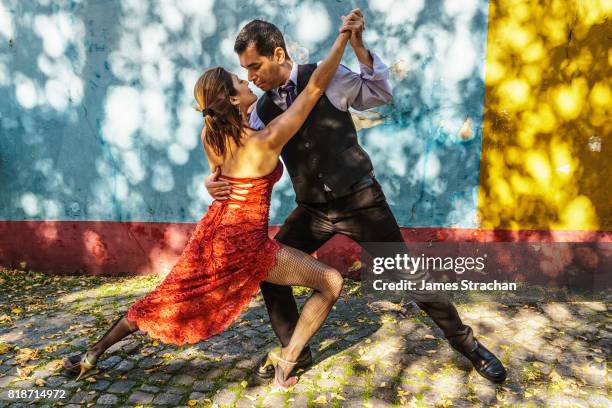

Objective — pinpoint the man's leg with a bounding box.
[329,182,470,340]
[260,204,334,345]
[331,181,506,382]
[363,225,474,349]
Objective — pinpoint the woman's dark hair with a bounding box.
[234,19,290,59]
[194,67,242,158]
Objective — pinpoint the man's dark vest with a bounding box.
[256,63,374,203]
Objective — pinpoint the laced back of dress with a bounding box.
[217,162,283,214]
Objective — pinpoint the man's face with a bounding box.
[238,44,284,92]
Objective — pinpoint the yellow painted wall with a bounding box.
[479,0,611,231]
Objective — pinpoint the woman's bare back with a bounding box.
[202,127,280,179]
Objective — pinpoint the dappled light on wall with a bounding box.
[478,0,610,231]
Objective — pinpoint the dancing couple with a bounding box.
[65,9,506,387]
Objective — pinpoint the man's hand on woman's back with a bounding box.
[204,167,231,201]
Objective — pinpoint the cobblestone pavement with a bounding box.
[0,268,610,407]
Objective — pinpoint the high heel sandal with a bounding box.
[63,351,98,381]
[264,346,298,388]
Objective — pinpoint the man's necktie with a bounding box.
[279,80,296,109]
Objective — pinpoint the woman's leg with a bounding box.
[65,316,138,370]
[88,316,138,358]
[264,244,343,380]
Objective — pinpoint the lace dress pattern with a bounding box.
[126,162,283,345]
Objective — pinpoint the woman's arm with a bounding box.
[200,131,218,173]
[255,31,350,151]
[201,131,232,200]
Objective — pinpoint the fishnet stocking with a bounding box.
[265,244,343,379]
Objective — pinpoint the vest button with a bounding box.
[304,142,310,148]
[318,173,323,178]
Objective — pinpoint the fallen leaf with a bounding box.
[15,348,40,365]
[35,378,46,387]
[397,389,410,397]
[313,395,328,404]
[549,370,562,383]
[44,345,58,353]
[47,359,64,371]
[0,343,12,354]
[331,393,346,401]
[240,380,248,388]
[17,366,34,379]
[187,400,198,407]
[436,398,453,408]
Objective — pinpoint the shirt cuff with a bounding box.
[359,51,389,81]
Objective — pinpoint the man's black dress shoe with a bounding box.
[453,340,507,383]
[256,345,313,379]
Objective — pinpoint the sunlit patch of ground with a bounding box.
[0,267,609,407]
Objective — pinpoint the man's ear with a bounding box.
[273,47,287,64]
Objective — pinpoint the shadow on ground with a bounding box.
[0,268,609,407]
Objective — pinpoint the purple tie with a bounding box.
[279,80,296,108]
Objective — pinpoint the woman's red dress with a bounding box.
[126,162,283,345]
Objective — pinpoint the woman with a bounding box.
[64,30,351,387]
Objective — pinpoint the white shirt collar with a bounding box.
[274,62,298,93]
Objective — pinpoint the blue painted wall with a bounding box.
[0,0,489,228]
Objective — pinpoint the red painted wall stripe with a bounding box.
[1,221,609,277]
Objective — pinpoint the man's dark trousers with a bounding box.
[260,178,476,350]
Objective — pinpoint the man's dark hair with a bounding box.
[234,19,290,59]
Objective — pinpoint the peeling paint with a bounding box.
[1,1,490,231]
[588,135,602,152]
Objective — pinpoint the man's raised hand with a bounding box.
[339,8,365,48]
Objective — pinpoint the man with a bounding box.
[205,10,506,383]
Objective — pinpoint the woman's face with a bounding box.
[231,74,257,108]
